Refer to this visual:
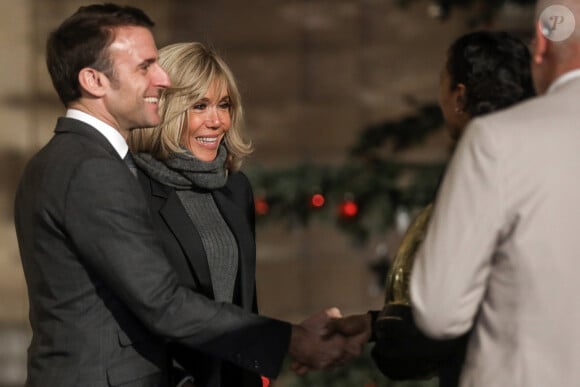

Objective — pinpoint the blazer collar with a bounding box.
[55,117,121,160]
[140,177,256,310]
[547,69,580,95]
[212,187,256,308]
[142,175,256,308]
[139,174,214,298]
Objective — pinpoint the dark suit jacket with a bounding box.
[137,168,277,387]
[14,117,291,387]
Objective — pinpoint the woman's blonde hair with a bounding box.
[128,42,253,172]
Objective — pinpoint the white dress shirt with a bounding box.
[65,109,128,158]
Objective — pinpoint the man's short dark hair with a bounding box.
[46,3,155,106]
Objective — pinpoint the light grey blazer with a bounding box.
[411,75,580,387]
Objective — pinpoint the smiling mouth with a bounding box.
[196,136,219,145]
[144,97,159,104]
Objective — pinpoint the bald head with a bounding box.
[536,0,580,41]
[531,0,580,94]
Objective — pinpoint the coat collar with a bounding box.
[55,117,121,161]
[212,186,256,308]
[139,172,256,308]
[547,69,580,95]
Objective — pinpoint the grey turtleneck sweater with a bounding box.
[132,146,238,303]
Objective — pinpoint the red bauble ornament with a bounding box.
[255,197,269,215]
[310,193,325,208]
[338,199,358,218]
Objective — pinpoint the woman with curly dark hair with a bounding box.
[440,30,535,141]
[374,30,535,387]
[332,30,535,387]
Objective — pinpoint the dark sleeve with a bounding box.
[371,304,467,381]
[368,310,379,342]
[65,159,291,378]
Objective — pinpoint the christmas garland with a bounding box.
[247,103,449,243]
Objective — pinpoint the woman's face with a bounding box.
[438,59,469,141]
[181,80,231,161]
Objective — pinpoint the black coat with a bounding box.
[137,166,288,387]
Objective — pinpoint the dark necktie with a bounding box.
[123,152,138,178]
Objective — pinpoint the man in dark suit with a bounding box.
[14,4,360,387]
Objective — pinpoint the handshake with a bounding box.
[288,308,372,375]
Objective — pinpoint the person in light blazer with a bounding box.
[324,30,535,387]
[14,5,361,387]
[411,1,580,386]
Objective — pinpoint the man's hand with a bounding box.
[300,307,342,336]
[288,307,346,375]
[327,313,372,357]
[290,311,373,375]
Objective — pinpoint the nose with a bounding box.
[205,106,223,128]
[153,63,171,88]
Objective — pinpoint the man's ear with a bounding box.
[533,20,549,65]
[78,67,107,98]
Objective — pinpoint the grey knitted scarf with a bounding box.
[132,145,228,190]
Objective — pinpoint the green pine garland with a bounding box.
[246,104,448,243]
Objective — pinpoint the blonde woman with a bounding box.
[129,42,360,387]
[130,41,273,387]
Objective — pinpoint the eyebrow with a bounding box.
[138,58,157,68]
[196,95,230,102]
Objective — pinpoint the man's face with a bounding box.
[103,26,170,135]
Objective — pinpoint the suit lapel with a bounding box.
[150,180,215,298]
[212,187,256,309]
[55,117,121,160]
[141,174,255,308]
